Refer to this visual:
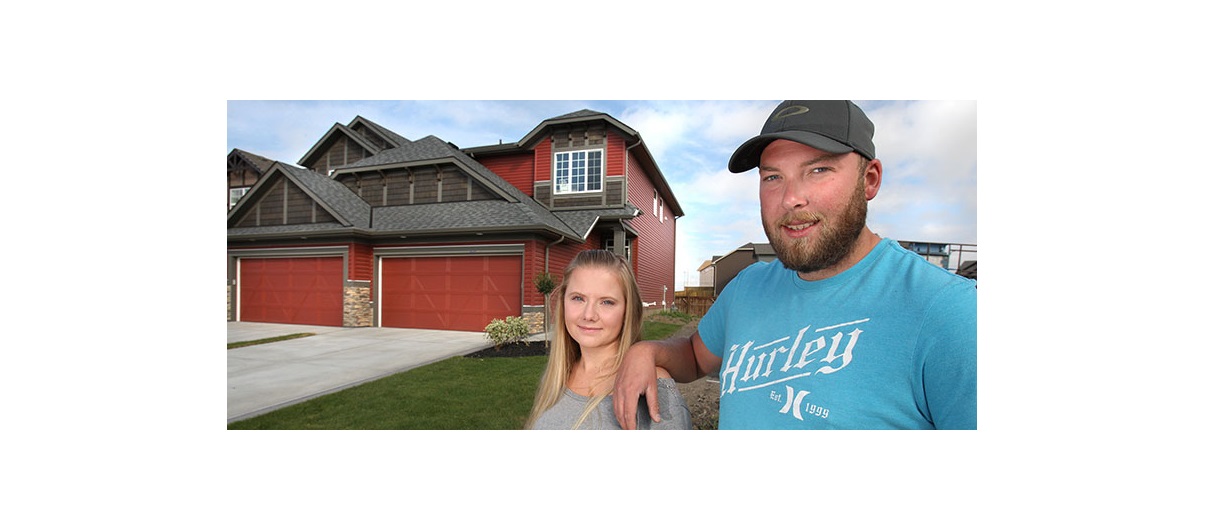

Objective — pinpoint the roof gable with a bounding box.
[296,123,382,170]
[348,116,410,149]
[227,112,676,243]
[227,162,370,231]
[336,135,524,204]
[228,148,275,173]
[333,135,579,239]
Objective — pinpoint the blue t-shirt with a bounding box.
[698,239,977,429]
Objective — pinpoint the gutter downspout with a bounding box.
[626,137,642,182]
[545,235,566,272]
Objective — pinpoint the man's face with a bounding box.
[758,139,873,277]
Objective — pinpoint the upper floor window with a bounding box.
[229,187,249,209]
[554,149,602,194]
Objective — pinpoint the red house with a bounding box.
[226,110,683,332]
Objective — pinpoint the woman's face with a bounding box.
[563,265,626,354]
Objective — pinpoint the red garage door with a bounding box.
[380,255,521,332]
[239,257,344,326]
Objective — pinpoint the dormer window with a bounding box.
[554,149,602,194]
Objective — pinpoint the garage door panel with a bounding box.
[240,257,343,327]
[381,255,521,332]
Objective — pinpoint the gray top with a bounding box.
[531,378,692,430]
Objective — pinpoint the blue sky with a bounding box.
[227,100,977,289]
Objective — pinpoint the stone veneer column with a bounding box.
[343,281,373,327]
[521,307,546,334]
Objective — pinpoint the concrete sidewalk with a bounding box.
[227,322,494,423]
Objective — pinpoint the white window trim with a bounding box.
[553,149,604,195]
[229,187,249,209]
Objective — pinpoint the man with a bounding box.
[613,100,977,429]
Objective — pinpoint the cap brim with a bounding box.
[727,131,855,173]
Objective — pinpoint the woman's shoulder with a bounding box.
[649,377,692,430]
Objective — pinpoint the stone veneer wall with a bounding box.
[521,306,546,334]
[343,281,372,327]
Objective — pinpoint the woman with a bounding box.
[526,249,691,429]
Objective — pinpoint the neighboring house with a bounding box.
[696,259,715,288]
[712,242,777,296]
[956,260,977,280]
[227,148,276,209]
[898,240,952,269]
[227,110,683,332]
[898,240,977,275]
[697,239,974,302]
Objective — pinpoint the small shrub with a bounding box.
[534,272,557,346]
[534,272,557,296]
[656,309,694,322]
[484,316,530,350]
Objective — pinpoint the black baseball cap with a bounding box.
[728,100,876,173]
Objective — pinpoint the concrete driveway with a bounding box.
[227,322,493,423]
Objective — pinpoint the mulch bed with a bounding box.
[465,340,550,358]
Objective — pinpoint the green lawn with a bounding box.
[228,356,547,429]
[228,315,689,430]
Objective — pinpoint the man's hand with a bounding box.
[613,341,660,430]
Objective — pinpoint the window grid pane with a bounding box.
[587,151,601,191]
[555,152,570,193]
[554,149,603,194]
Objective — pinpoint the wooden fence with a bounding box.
[674,295,715,318]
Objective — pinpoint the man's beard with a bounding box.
[764,177,868,275]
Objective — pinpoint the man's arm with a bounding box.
[613,331,720,430]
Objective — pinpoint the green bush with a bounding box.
[657,309,695,322]
[534,271,557,296]
[484,316,530,350]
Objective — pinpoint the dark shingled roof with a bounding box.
[276,163,371,227]
[351,115,411,147]
[337,136,578,239]
[227,162,370,236]
[338,135,458,169]
[227,221,351,238]
[230,148,276,173]
[230,114,661,243]
[372,200,564,235]
[548,109,608,120]
[552,205,641,239]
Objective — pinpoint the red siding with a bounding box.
[534,138,552,182]
[520,237,605,306]
[625,149,677,309]
[477,152,534,196]
[349,242,372,281]
[521,239,544,305]
[606,134,625,179]
[522,236,602,309]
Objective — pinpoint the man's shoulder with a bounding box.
[880,241,976,292]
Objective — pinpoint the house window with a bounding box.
[554,149,602,194]
[602,236,631,262]
[229,187,249,209]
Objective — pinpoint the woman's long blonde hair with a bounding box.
[524,249,644,429]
